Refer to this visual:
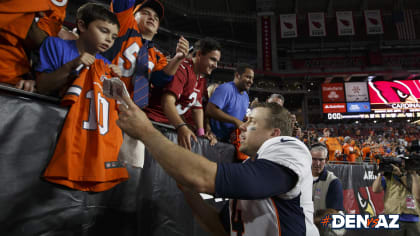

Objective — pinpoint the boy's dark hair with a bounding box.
[76,3,120,31]
[196,38,221,56]
[235,63,253,75]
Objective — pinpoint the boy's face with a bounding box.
[197,50,221,75]
[135,7,160,36]
[80,19,118,53]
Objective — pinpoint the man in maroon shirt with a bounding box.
[145,38,221,150]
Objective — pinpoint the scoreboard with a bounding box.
[322,80,420,120]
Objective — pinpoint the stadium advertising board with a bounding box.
[323,80,420,120]
[322,83,345,102]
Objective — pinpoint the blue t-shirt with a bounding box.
[36,37,110,74]
[209,81,249,142]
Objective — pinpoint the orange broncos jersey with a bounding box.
[320,137,342,161]
[0,0,50,30]
[43,60,127,192]
[103,2,167,92]
[0,0,67,85]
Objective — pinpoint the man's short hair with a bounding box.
[268,93,284,102]
[252,102,292,136]
[235,63,254,75]
[196,38,221,56]
[77,3,120,30]
[310,143,328,159]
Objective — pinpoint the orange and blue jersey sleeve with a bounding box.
[37,0,68,37]
[111,0,137,37]
[112,0,136,13]
[150,48,171,87]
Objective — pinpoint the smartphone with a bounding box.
[103,77,130,107]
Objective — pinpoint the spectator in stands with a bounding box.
[103,0,189,98]
[267,93,284,106]
[342,136,352,162]
[361,141,373,162]
[117,98,319,235]
[311,143,344,213]
[351,140,361,162]
[145,38,221,150]
[206,63,254,142]
[0,0,68,92]
[319,128,342,162]
[372,160,420,235]
[36,3,121,95]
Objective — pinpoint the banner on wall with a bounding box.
[345,82,369,102]
[336,11,355,36]
[322,83,345,103]
[347,102,371,113]
[323,103,346,113]
[308,12,326,37]
[261,15,272,71]
[279,14,298,38]
[327,164,384,216]
[364,10,384,35]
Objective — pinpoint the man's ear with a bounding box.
[76,19,87,33]
[271,128,281,137]
[234,72,240,80]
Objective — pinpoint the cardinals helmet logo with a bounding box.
[283,22,294,29]
[369,81,418,103]
[339,19,350,26]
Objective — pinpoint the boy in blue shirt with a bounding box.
[36,3,121,95]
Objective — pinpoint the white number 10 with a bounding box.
[83,90,110,135]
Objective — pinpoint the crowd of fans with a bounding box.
[294,122,420,164]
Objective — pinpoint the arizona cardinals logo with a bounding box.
[339,19,350,26]
[357,187,376,216]
[312,21,322,29]
[368,17,379,25]
[369,81,418,103]
[283,22,294,29]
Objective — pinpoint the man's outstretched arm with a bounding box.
[117,93,216,193]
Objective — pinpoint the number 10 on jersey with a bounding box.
[83,90,110,135]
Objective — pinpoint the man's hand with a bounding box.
[15,80,36,92]
[177,125,197,150]
[391,164,403,177]
[116,93,154,141]
[234,119,244,129]
[204,130,218,146]
[173,36,189,59]
[109,64,122,77]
